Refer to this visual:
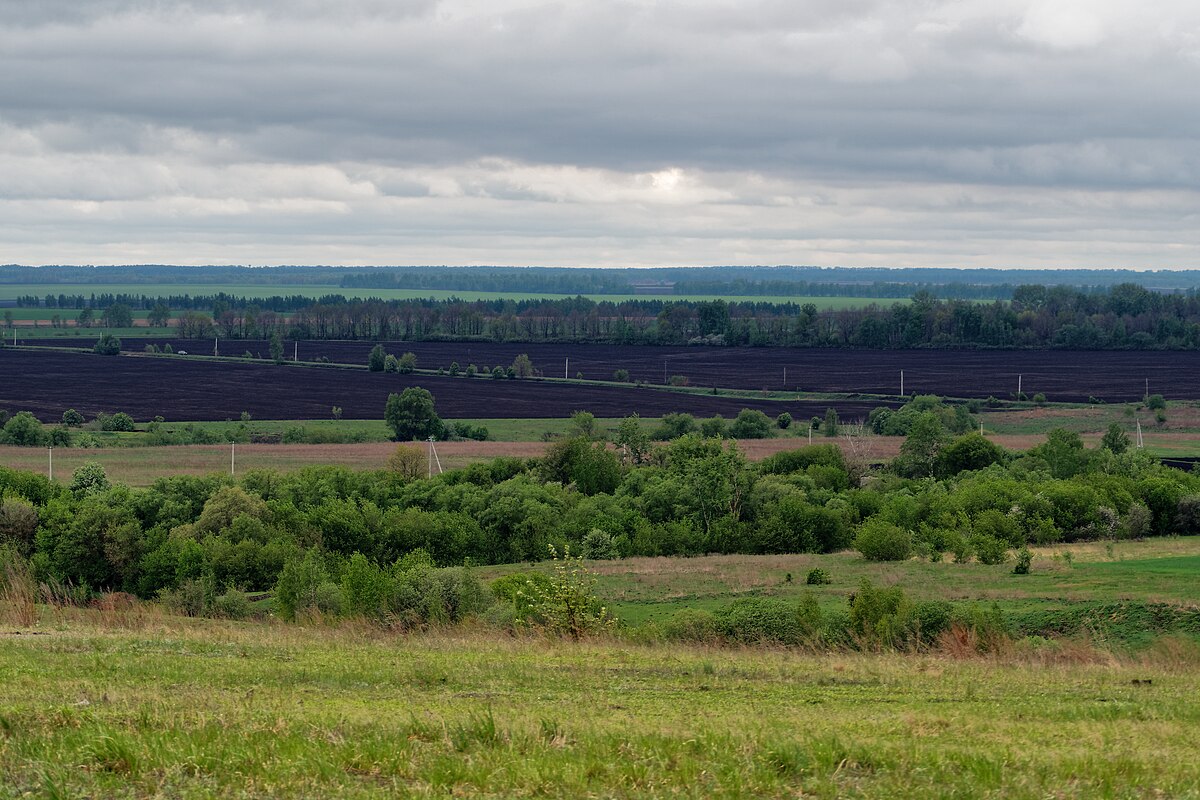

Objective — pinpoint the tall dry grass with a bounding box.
[0,554,38,628]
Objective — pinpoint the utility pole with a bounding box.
[900,370,904,397]
[214,336,219,357]
[1018,374,1022,396]
[1136,419,1144,449]
[565,358,569,379]
[294,341,298,361]
[48,447,52,481]
[783,366,787,389]
[230,442,235,476]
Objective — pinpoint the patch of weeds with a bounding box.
[449,708,502,752]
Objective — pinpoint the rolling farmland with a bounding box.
[20,337,1200,403]
[0,348,892,423]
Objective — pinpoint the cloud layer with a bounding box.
[2,0,1199,268]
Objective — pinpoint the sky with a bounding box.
[1,0,1199,269]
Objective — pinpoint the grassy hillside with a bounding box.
[478,539,1200,648]
[0,615,1197,799]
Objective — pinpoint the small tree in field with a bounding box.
[512,353,534,378]
[385,387,444,441]
[387,443,426,480]
[1101,422,1131,454]
[823,407,839,437]
[62,409,84,427]
[776,412,792,430]
[515,545,614,640]
[269,332,284,364]
[368,344,386,372]
[93,333,121,355]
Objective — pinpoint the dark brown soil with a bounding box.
[0,349,892,422]
[26,337,1192,402]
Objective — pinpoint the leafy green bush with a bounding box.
[1013,546,1032,575]
[854,519,912,562]
[213,588,253,619]
[663,608,720,643]
[513,546,612,639]
[805,568,831,585]
[274,549,328,621]
[972,534,1009,565]
[158,578,210,617]
[849,579,910,649]
[714,595,823,646]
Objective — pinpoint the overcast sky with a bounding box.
[2,0,1199,269]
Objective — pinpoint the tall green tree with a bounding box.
[385,387,444,441]
[367,344,386,372]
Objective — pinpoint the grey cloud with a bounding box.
[1,0,1200,267]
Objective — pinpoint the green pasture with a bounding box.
[1,610,1198,799]
[482,539,1200,644]
[0,282,902,308]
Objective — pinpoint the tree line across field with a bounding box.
[0,388,1193,635]
[12,282,1200,349]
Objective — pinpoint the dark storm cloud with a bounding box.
[1,0,1199,266]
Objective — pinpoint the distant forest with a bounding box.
[8,264,1200,298]
[13,283,1200,350]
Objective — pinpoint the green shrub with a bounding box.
[972,534,1009,565]
[158,578,209,617]
[848,579,910,649]
[714,595,822,646]
[274,549,328,621]
[854,519,912,562]
[805,567,831,585]
[663,608,721,644]
[314,581,344,616]
[909,600,953,644]
[213,588,253,619]
[513,546,613,639]
[1013,546,1032,575]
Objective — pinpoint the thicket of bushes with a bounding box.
[1,407,1197,619]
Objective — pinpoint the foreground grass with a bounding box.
[1,615,1198,799]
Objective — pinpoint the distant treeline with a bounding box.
[10,263,1200,294]
[177,283,1200,350]
[14,280,1200,350]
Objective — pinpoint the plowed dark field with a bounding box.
[0,349,892,423]
[25,337,1196,403]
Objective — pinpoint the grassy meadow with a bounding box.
[542,540,1200,644]
[1,611,1198,799]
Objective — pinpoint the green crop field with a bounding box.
[0,608,1197,799]
[0,282,903,308]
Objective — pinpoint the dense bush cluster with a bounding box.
[1,418,1197,612]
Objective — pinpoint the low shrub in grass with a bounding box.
[158,578,210,617]
[805,567,831,585]
[849,579,959,650]
[972,534,1009,565]
[1013,546,1032,574]
[212,588,253,619]
[854,518,912,562]
[714,594,824,646]
[663,608,721,644]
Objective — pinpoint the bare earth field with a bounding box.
[0,349,891,423]
[27,337,1200,402]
